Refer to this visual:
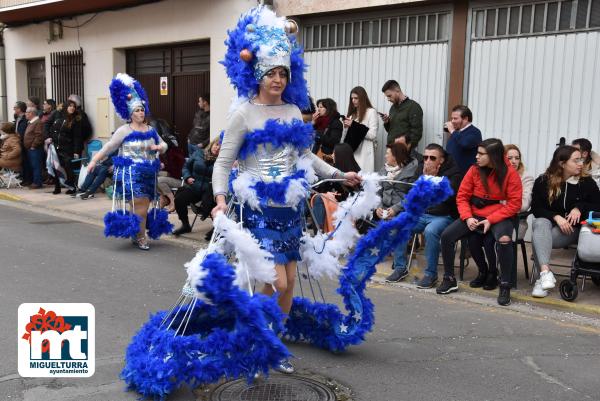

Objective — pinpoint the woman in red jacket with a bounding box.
[436,138,522,306]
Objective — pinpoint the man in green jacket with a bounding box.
[381,80,423,147]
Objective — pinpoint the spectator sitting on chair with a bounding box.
[445,105,482,175]
[23,107,45,189]
[172,137,221,236]
[188,93,211,155]
[388,144,461,288]
[572,138,600,189]
[78,149,117,199]
[505,144,534,239]
[311,98,343,160]
[530,145,600,298]
[437,138,522,307]
[150,117,185,212]
[394,132,423,163]
[0,122,22,173]
[376,142,419,282]
[311,143,361,232]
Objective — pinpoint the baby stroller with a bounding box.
[559,212,600,301]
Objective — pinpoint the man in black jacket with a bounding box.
[385,143,462,287]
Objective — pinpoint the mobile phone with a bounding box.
[339,115,346,120]
[378,112,385,117]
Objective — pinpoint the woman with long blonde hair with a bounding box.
[530,145,600,297]
[504,144,534,238]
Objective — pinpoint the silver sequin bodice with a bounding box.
[238,144,298,182]
[120,137,157,163]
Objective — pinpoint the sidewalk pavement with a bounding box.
[2,185,600,316]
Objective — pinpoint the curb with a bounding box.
[0,191,22,202]
[373,270,600,316]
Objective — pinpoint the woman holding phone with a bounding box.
[342,86,378,173]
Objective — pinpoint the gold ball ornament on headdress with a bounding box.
[284,19,299,35]
[239,49,253,62]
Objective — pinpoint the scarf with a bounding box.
[314,115,331,132]
[384,163,401,179]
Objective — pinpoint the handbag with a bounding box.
[343,120,369,152]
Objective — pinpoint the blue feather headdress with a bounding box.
[221,6,309,110]
[109,73,150,120]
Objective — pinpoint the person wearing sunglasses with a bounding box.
[384,143,461,287]
[530,145,600,297]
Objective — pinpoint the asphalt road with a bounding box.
[1,203,599,401]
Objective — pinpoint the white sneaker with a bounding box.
[532,280,548,298]
[539,271,556,290]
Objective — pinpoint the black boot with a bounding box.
[173,224,191,236]
[483,270,498,290]
[469,271,487,288]
[497,285,511,306]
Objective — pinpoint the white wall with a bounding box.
[467,31,600,177]
[2,0,256,137]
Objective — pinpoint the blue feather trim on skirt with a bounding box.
[240,203,304,265]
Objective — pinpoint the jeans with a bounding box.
[312,195,326,230]
[441,218,514,285]
[532,217,579,267]
[392,214,454,277]
[27,148,44,186]
[80,164,109,193]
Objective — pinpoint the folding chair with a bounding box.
[0,168,22,189]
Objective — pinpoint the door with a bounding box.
[126,42,210,155]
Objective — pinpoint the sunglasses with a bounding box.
[423,155,438,161]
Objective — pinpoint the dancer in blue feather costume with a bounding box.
[119,6,453,400]
[88,73,172,250]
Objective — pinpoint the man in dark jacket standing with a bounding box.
[445,105,482,175]
[381,80,423,147]
[188,93,210,155]
[23,107,44,189]
[14,101,30,183]
[385,144,461,288]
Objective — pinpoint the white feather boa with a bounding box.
[185,212,276,296]
[300,173,382,279]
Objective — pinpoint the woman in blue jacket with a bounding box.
[172,138,220,236]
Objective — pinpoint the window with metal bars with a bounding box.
[302,12,450,51]
[472,0,600,39]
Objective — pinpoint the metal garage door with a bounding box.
[466,0,600,177]
[301,7,452,169]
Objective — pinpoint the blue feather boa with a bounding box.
[251,170,308,208]
[103,210,141,238]
[238,119,314,160]
[146,208,173,239]
[285,176,454,352]
[221,7,310,110]
[121,128,160,144]
[121,253,289,400]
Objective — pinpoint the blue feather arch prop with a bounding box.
[120,176,452,399]
[285,176,454,351]
[121,253,289,400]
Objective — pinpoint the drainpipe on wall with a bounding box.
[0,25,7,122]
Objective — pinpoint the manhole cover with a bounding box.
[210,375,336,401]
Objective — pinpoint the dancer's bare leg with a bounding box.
[262,261,297,314]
